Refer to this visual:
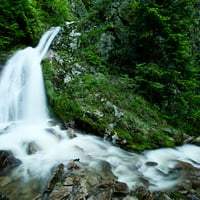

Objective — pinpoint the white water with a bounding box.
[0,27,200,197]
[0,27,60,123]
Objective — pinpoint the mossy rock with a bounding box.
[41,12,185,152]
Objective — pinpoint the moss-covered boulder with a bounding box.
[42,20,185,152]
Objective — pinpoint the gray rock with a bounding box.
[24,141,40,155]
[0,150,21,175]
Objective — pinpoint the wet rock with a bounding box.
[183,136,200,146]
[0,193,9,200]
[145,162,158,166]
[45,128,62,140]
[0,123,16,135]
[89,190,112,200]
[67,159,81,170]
[152,192,172,200]
[67,128,77,138]
[186,193,200,200]
[47,120,65,128]
[184,137,196,145]
[0,176,12,187]
[168,161,200,199]
[34,159,132,200]
[194,136,200,146]
[43,163,64,195]
[113,181,130,195]
[175,161,200,190]
[64,121,75,129]
[134,186,153,200]
[24,141,40,155]
[0,150,21,175]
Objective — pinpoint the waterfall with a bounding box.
[0,27,60,123]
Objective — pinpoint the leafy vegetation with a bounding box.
[0,0,40,50]
[76,0,200,136]
[43,56,178,151]
[0,0,71,51]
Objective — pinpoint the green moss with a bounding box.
[169,192,189,199]
[43,54,179,152]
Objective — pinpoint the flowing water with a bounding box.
[0,27,200,199]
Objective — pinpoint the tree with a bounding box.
[0,0,71,51]
[0,0,41,50]
[106,0,200,134]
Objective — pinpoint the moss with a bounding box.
[43,52,180,152]
[169,192,189,199]
[75,117,106,135]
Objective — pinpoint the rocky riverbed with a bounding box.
[1,137,200,200]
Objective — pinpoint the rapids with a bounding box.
[0,27,200,198]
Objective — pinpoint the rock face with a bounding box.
[0,150,21,175]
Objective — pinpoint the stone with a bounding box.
[134,186,154,200]
[0,193,9,200]
[45,128,62,140]
[145,161,158,166]
[68,128,77,138]
[43,163,64,198]
[0,176,11,187]
[0,150,21,175]
[113,181,130,195]
[24,141,40,155]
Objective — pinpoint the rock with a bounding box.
[172,161,200,198]
[0,176,12,187]
[23,141,40,155]
[184,137,196,144]
[0,150,21,175]
[0,193,9,200]
[47,120,65,128]
[153,192,172,200]
[145,162,158,166]
[31,159,200,200]
[68,128,77,138]
[113,181,130,195]
[35,160,132,200]
[45,128,62,140]
[64,121,75,129]
[0,123,16,134]
[43,163,64,195]
[194,136,200,146]
[67,159,81,170]
[134,186,153,200]
[89,190,112,200]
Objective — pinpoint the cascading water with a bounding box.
[0,27,60,123]
[0,27,200,199]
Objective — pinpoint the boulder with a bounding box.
[0,193,9,200]
[0,150,21,175]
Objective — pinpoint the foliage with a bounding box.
[0,0,41,50]
[104,0,200,135]
[35,0,72,25]
[46,0,200,143]
[0,0,72,51]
